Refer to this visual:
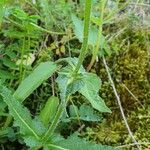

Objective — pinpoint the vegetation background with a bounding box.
[0,0,149,150]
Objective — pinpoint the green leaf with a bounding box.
[71,15,112,55]
[56,66,83,99]
[56,67,84,101]
[79,104,102,121]
[69,104,102,122]
[39,96,59,126]
[0,70,15,79]
[56,57,85,101]
[2,57,17,69]
[14,61,57,102]
[69,105,78,118]
[0,127,15,140]
[51,134,115,150]
[71,15,105,46]
[57,58,110,113]
[79,73,111,113]
[0,86,46,140]
[56,73,69,101]
[24,136,42,148]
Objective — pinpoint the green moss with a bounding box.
[92,28,150,148]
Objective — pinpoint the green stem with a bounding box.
[87,0,106,71]
[41,2,92,138]
[3,115,12,128]
[6,17,65,35]
[19,37,25,83]
[22,30,30,80]
[30,22,66,35]
[73,0,92,74]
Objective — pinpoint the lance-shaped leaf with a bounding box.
[14,61,57,102]
[0,86,46,139]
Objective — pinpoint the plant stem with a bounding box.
[30,22,66,35]
[22,30,31,80]
[19,37,25,83]
[74,0,92,74]
[41,1,92,138]
[87,0,107,71]
[3,115,12,128]
[41,0,92,141]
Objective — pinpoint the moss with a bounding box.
[92,28,150,148]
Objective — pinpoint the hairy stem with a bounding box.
[74,0,92,74]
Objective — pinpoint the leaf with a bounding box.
[24,136,41,148]
[39,96,59,126]
[51,134,115,150]
[56,67,84,101]
[79,73,111,113]
[56,73,68,101]
[14,61,57,102]
[69,105,78,118]
[56,58,110,113]
[2,57,17,69]
[71,15,105,46]
[71,15,112,55]
[0,86,46,140]
[0,70,15,79]
[56,57,85,101]
[79,104,102,121]
[0,127,15,140]
[69,104,102,122]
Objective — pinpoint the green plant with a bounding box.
[0,0,113,149]
[1,0,148,149]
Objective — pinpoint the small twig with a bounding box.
[115,142,150,149]
[77,124,85,133]
[102,56,141,150]
[121,83,144,108]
